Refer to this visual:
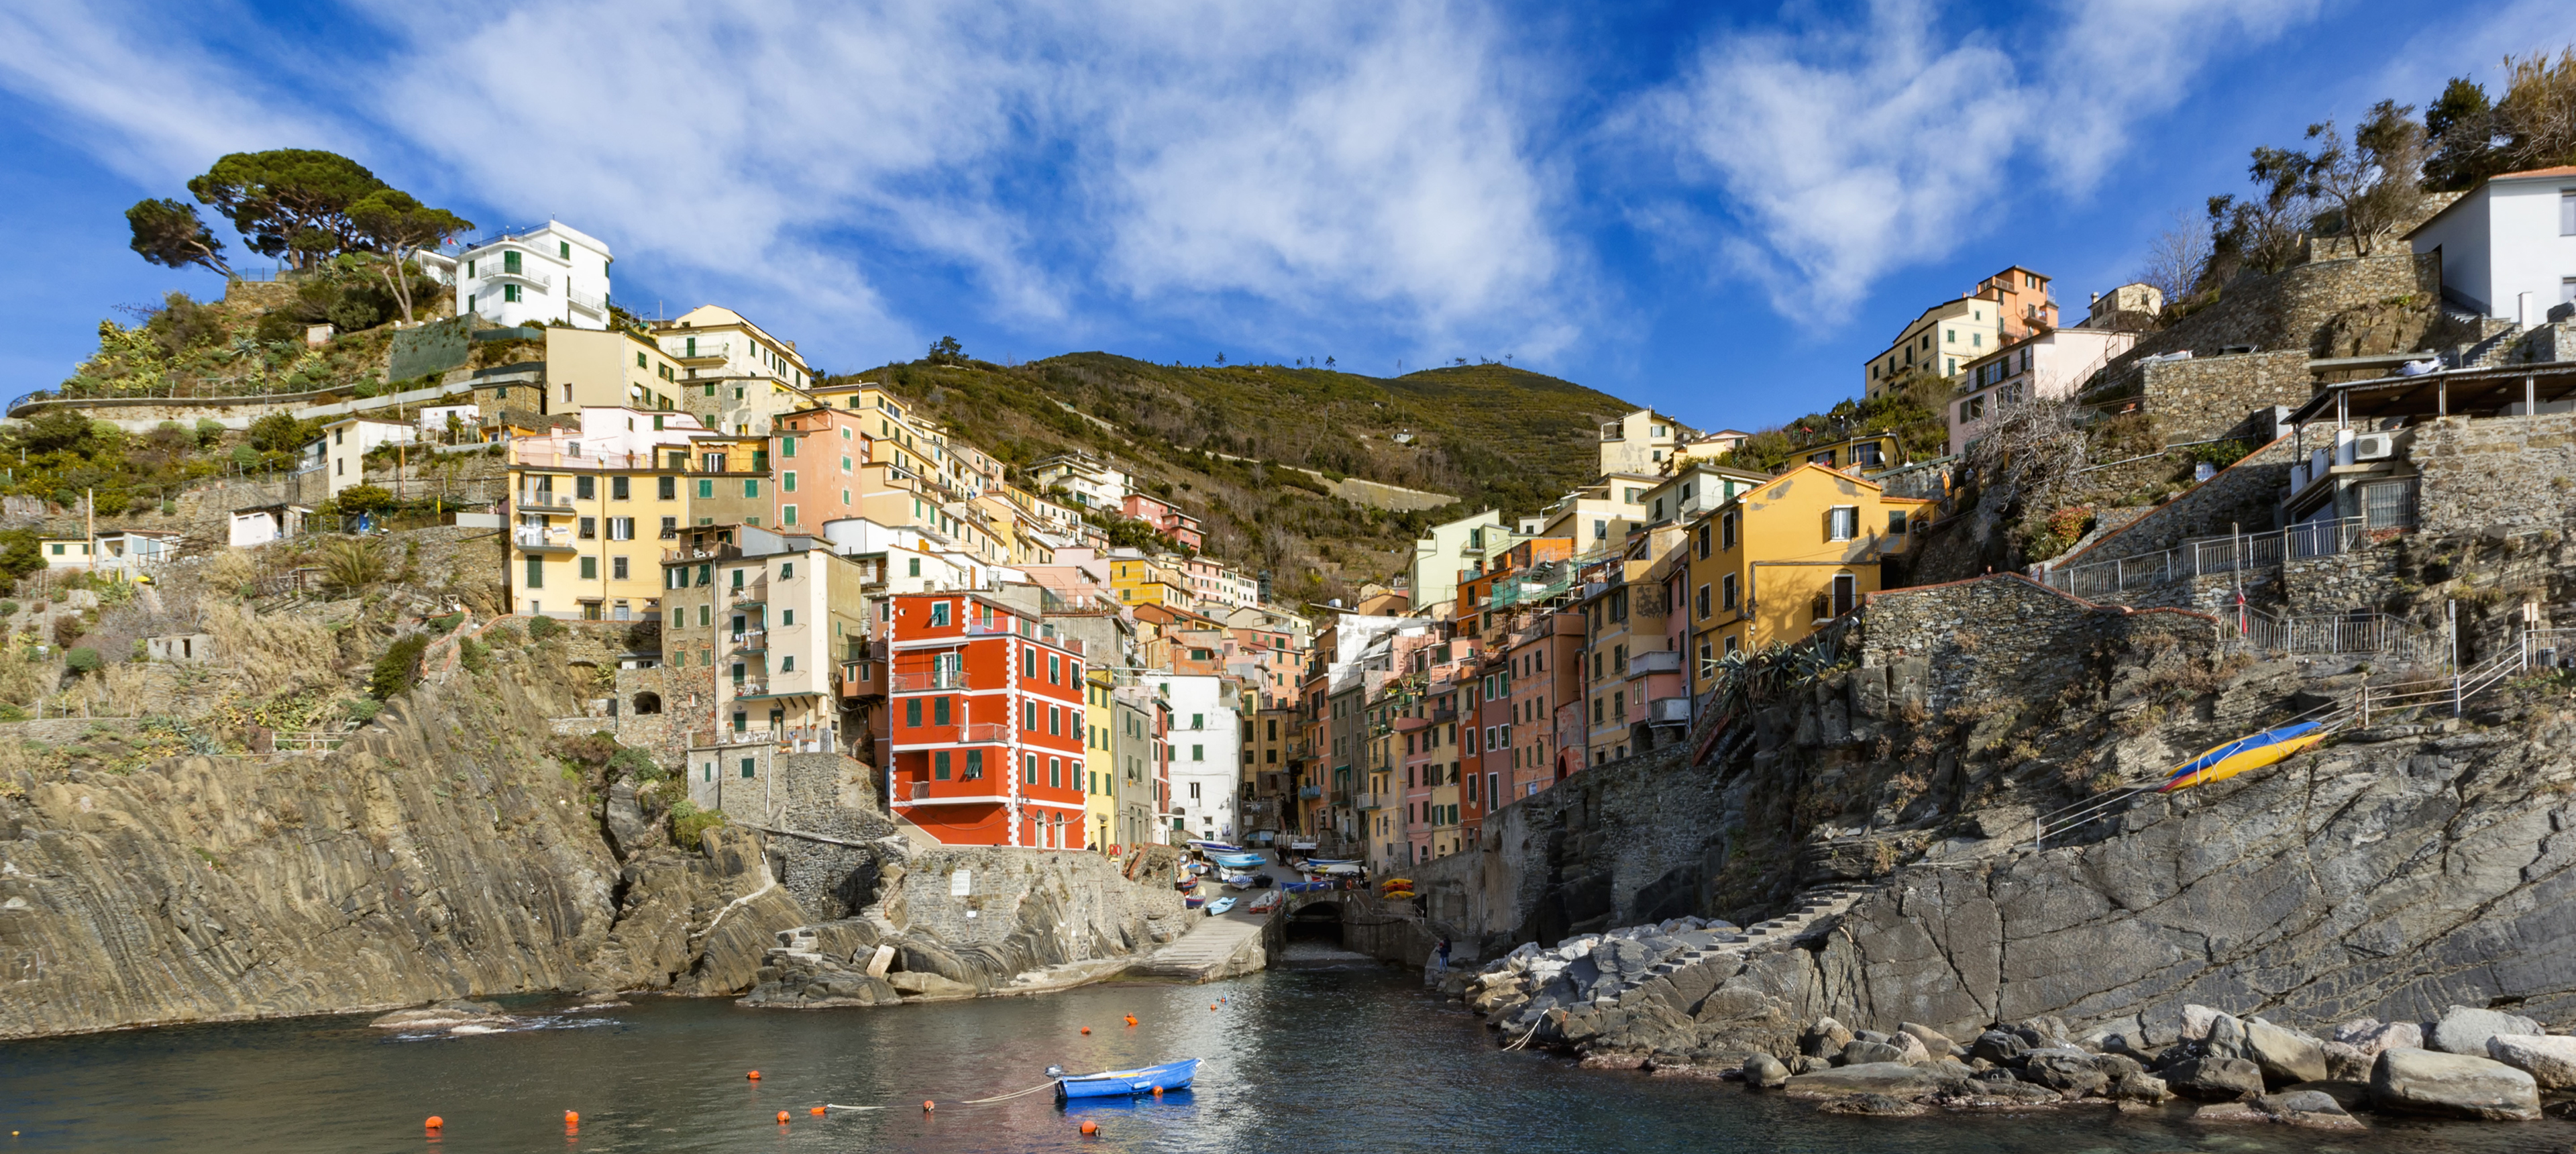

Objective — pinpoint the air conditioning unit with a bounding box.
[2352,433,2396,461]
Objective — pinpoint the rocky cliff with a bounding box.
[1410,574,2576,1065]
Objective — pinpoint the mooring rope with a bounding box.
[955,1080,1059,1104]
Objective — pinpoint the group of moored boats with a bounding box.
[1175,842,1356,912]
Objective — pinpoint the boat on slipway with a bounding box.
[1051,1059,1201,1102]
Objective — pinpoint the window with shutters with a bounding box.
[1826,507,1859,541]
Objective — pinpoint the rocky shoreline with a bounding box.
[1453,924,2576,1127]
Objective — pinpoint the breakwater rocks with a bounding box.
[739,839,1187,1010]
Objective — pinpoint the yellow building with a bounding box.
[1109,554,1195,609]
[506,408,713,620]
[543,327,686,413]
[1083,668,1119,851]
[1680,463,1932,690]
[651,305,818,435]
[1790,432,1907,474]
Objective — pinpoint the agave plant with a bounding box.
[315,537,387,595]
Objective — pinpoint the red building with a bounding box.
[885,591,1090,849]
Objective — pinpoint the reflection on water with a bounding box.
[1,963,2568,1153]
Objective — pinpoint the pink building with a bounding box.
[1118,493,1205,552]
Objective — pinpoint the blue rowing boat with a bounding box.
[1052,1058,1200,1101]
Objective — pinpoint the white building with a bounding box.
[228,504,311,548]
[1155,674,1242,840]
[651,305,815,391]
[1947,327,2138,455]
[2409,166,2576,324]
[1597,409,1694,476]
[455,221,614,330]
[318,417,418,499]
[1029,454,1130,511]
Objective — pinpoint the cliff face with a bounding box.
[1414,572,2576,1062]
[0,641,788,1038]
[1534,717,2576,1065]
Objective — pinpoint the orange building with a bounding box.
[883,591,1091,849]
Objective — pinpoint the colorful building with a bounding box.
[883,591,1091,848]
[1681,464,1933,694]
[506,407,713,620]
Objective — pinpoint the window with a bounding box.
[502,284,521,303]
[524,556,543,588]
[1695,584,1710,619]
[928,601,949,627]
[908,558,921,578]
[782,471,796,492]
[608,517,633,540]
[1826,507,1860,541]
[933,697,950,725]
[611,556,629,580]
[1722,573,1739,610]
[741,758,755,780]
[904,698,922,727]
[781,505,797,526]
[1592,519,1607,541]
[1191,743,1203,761]
[1888,511,1909,535]
[743,479,760,499]
[1722,511,1737,549]
[965,750,983,779]
[1966,396,1986,421]
[1049,757,1062,788]
[1695,524,1710,558]
[934,751,952,780]
[2563,191,2576,235]
[503,250,521,274]
[781,609,794,626]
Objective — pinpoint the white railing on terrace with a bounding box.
[2046,515,2408,598]
[2231,609,2444,668]
[566,288,605,313]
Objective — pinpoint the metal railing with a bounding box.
[2047,516,2401,598]
[728,678,769,696]
[2231,609,2443,668]
[515,490,575,511]
[959,722,1012,743]
[512,526,573,551]
[566,288,605,313]
[888,671,967,692]
[729,629,767,649]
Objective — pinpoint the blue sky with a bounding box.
[2,0,2569,435]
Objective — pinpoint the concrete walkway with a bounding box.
[1130,911,1268,980]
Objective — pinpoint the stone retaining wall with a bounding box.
[2406,412,2576,538]
[1860,576,2217,713]
[2130,352,2312,443]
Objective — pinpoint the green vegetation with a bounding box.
[367,633,431,699]
[1715,372,1952,474]
[62,647,101,676]
[669,799,726,851]
[527,615,564,642]
[844,352,1633,603]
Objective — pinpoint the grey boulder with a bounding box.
[2243,1018,2328,1085]
[1840,1039,1908,1067]
[2165,1056,2265,1100]
[2370,1048,2542,1121]
[1741,1052,1790,1088]
[2485,1034,2576,1090]
[1782,1062,1955,1100]
[2428,1005,2540,1056]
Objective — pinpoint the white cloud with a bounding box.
[0,0,1579,368]
[1639,0,2320,319]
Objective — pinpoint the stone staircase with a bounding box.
[1636,882,1874,981]
[2452,315,2522,369]
[1130,910,1269,981]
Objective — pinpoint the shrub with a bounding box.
[669,800,726,851]
[429,612,466,633]
[63,647,101,675]
[458,637,489,674]
[317,538,387,593]
[335,484,396,516]
[608,745,662,782]
[527,615,564,641]
[368,633,432,699]
[484,622,521,646]
[0,602,17,619]
[345,698,381,723]
[193,419,226,448]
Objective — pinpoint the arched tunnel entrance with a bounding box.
[1285,900,1343,946]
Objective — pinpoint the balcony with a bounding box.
[729,628,767,652]
[959,721,1012,743]
[726,582,768,605]
[1647,696,1693,725]
[669,339,731,363]
[515,490,576,511]
[727,678,769,697]
[888,670,969,692]
[1353,792,1388,810]
[513,526,576,554]
[1627,649,1682,677]
[567,288,605,315]
[1297,785,1323,799]
[485,266,554,292]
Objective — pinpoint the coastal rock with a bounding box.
[2179,1004,2227,1041]
[2337,1019,2422,1055]
[1801,1017,1854,1058]
[2485,1034,2576,1089]
[2165,1057,2265,1100]
[1970,1030,2027,1064]
[2322,1041,2375,1082]
[1782,1062,1955,1100]
[2369,1048,2542,1120]
[2196,1092,2365,1130]
[2242,1019,2328,1085]
[1840,1040,1907,1067]
[2108,1071,2171,1102]
[2019,1051,2108,1097]
[2203,1012,2247,1060]
[1898,1022,1957,1058]
[2428,1006,2540,1056]
[1944,1078,2061,1107]
[1741,1052,1789,1088]
[1815,1092,1925,1116]
[369,1000,515,1030]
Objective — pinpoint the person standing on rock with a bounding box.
[1436,937,1451,971]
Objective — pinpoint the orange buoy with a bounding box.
[1080,1026,1091,1035]
[1150,1086,1163,1097]
[1124,1014,1136,1027]
[563,1111,579,1124]
[922,1100,936,1112]
[1079,1119,1099,1135]
[424,1116,444,1131]
[1209,1004,1217,1011]
[747,1070,761,1081]
[809,1106,826,1116]
[775,1111,790,1124]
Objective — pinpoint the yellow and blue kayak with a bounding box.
[2157,722,2327,792]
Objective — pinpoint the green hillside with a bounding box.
[836,353,1635,608]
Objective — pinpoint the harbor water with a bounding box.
[1,942,2568,1152]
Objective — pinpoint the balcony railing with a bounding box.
[669,340,731,362]
[1627,649,1682,677]
[727,582,768,603]
[1647,696,1693,725]
[727,679,769,697]
[729,629,767,650]
[566,288,605,314]
[888,671,968,692]
[959,722,1012,743]
[1297,785,1323,799]
[515,490,575,511]
[513,526,574,552]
